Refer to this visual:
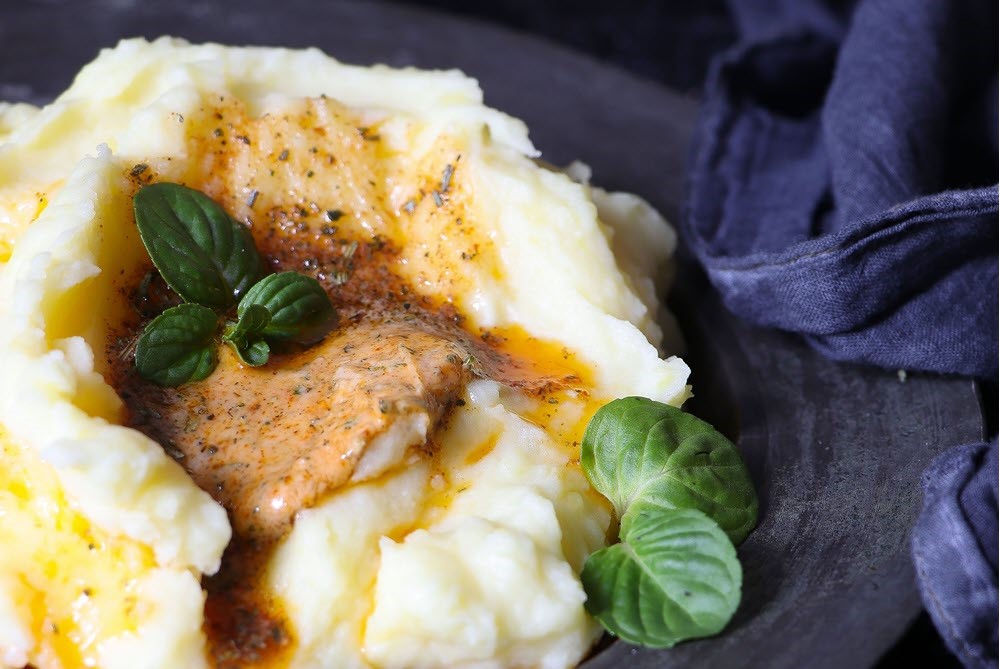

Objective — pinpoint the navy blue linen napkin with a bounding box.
[684,0,998,666]
[913,440,999,669]
[685,0,997,378]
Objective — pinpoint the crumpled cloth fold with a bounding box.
[913,441,998,669]
[685,0,998,378]
[684,0,999,665]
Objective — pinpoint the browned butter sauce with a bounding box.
[104,96,589,668]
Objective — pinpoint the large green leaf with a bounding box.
[133,182,263,308]
[581,397,758,544]
[237,272,336,344]
[134,304,219,387]
[581,503,742,648]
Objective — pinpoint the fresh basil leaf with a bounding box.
[133,182,263,308]
[238,272,336,344]
[581,397,758,545]
[135,304,219,387]
[581,503,741,648]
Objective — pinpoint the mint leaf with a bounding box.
[222,303,272,366]
[238,272,336,344]
[222,303,272,346]
[236,338,271,367]
[581,397,758,545]
[581,503,742,648]
[578,397,757,649]
[130,184,338,384]
[133,183,263,308]
[134,304,219,386]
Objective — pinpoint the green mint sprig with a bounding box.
[133,182,263,308]
[237,271,336,344]
[580,397,758,648]
[221,303,272,367]
[132,183,336,386]
[134,303,219,386]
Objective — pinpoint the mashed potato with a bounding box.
[0,38,689,669]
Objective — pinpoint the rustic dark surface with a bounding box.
[393,0,736,94]
[0,1,984,667]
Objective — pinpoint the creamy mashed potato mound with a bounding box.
[0,38,689,669]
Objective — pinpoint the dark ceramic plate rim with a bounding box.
[0,2,984,668]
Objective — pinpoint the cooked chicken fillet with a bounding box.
[131,316,471,541]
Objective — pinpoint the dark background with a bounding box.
[380,1,964,667]
[399,0,737,95]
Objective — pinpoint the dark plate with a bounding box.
[0,2,984,667]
